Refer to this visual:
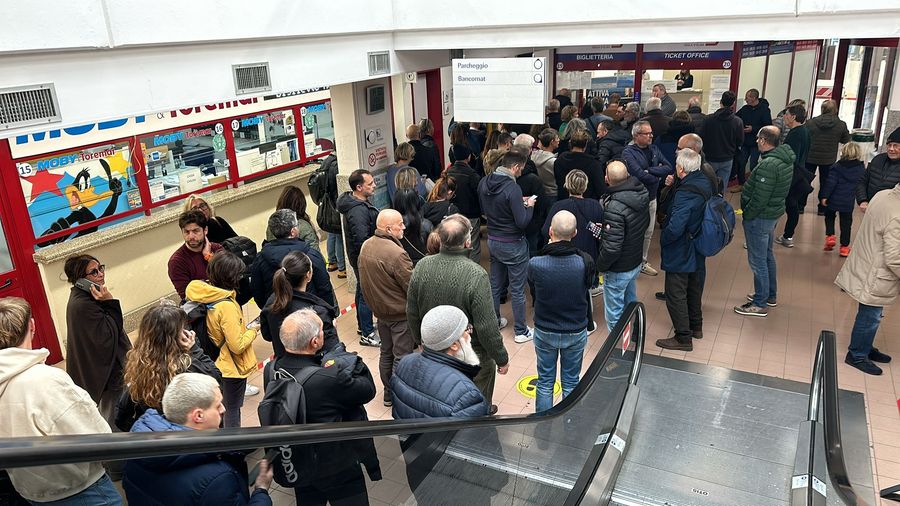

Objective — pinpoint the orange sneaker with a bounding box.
[824,235,837,251]
[839,246,851,257]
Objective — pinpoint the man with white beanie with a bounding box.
[390,305,489,419]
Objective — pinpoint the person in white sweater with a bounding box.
[0,297,120,504]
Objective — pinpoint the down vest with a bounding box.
[596,177,650,273]
[835,184,900,307]
[856,153,900,204]
[390,349,488,419]
[741,145,794,220]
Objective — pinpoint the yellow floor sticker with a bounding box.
[516,374,561,399]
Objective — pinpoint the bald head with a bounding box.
[678,133,703,154]
[406,124,421,141]
[606,161,628,185]
[549,210,577,242]
[437,213,471,250]
[376,209,404,240]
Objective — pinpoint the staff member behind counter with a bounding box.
[676,68,694,90]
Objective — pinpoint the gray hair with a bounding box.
[280,308,321,352]
[646,97,662,112]
[680,133,703,154]
[676,149,702,174]
[269,209,298,239]
[437,214,471,250]
[563,118,588,139]
[631,120,651,137]
[688,96,701,108]
[513,134,535,147]
[162,373,220,425]
[624,101,641,115]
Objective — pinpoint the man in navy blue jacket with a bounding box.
[656,149,715,352]
[622,120,674,277]
[124,373,273,505]
[528,210,593,412]
[478,145,537,344]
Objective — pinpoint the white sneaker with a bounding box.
[498,317,508,330]
[590,285,604,297]
[514,326,534,344]
[245,385,260,397]
[641,263,658,276]
[587,321,598,336]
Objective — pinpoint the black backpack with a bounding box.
[221,236,257,272]
[181,299,229,361]
[308,155,337,205]
[258,363,320,487]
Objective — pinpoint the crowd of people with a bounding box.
[1,91,899,505]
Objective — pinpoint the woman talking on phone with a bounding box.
[64,254,132,428]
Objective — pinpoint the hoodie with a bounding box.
[444,161,482,219]
[186,280,259,378]
[736,98,772,146]
[596,177,650,273]
[596,127,631,169]
[806,113,851,165]
[531,149,558,198]
[336,191,378,268]
[249,237,334,308]
[702,107,745,162]
[478,167,533,240]
[124,409,270,506]
[0,347,109,502]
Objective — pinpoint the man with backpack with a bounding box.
[307,152,346,278]
[656,149,717,352]
[260,309,376,504]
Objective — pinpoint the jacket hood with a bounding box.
[258,238,311,268]
[687,105,702,113]
[0,347,48,394]
[185,280,234,303]
[713,107,736,120]
[422,348,481,379]
[336,192,373,214]
[762,144,797,166]
[522,159,538,176]
[814,113,840,129]
[607,176,650,212]
[602,128,631,146]
[483,171,518,196]
[531,150,555,166]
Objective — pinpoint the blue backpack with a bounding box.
[681,174,736,257]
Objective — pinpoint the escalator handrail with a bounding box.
[0,302,648,471]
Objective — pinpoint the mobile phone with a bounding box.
[74,278,101,293]
[248,449,281,483]
[246,316,261,329]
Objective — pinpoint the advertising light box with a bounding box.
[452,57,547,124]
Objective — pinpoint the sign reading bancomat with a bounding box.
[452,57,547,124]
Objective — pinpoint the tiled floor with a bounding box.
[120,188,898,504]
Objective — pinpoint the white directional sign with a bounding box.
[452,57,547,124]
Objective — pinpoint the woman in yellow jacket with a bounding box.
[186,250,259,427]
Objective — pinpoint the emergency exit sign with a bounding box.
[452,57,547,124]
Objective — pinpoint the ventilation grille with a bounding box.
[0,84,61,130]
[232,63,272,95]
[368,51,390,76]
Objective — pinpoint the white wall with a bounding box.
[789,50,819,112]
[764,53,793,112]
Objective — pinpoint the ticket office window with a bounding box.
[140,123,229,203]
[301,102,335,157]
[642,69,731,114]
[15,141,143,244]
[233,109,301,177]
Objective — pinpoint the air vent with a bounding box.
[368,51,391,76]
[232,63,272,95]
[0,83,61,130]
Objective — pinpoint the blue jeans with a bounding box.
[326,232,345,271]
[533,328,588,412]
[29,475,121,505]
[744,218,778,307]
[708,160,732,193]
[488,238,529,335]
[603,265,641,333]
[848,303,883,361]
[737,144,760,184]
[352,267,375,336]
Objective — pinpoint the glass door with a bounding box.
[0,213,25,300]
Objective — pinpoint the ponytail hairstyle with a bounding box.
[271,251,312,314]
[427,176,457,202]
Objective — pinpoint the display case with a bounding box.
[139,122,230,203]
[300,101,335,158]
[232,108,301,177]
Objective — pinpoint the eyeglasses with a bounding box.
[638,131,653,137]
[192,202,210,210]
[465,324,474,334]
[87,265,106,277]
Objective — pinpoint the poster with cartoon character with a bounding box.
[16,142,141,245]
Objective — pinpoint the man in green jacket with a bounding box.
[407,214,510,412]
[735,126,794,317]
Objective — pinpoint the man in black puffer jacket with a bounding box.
[250,209,334,308]
[596,161,650,332]
[596,120,631,170]
[856,127,900,211]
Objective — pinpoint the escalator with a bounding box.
[0,303,878,505]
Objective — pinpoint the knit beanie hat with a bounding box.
[888,127,900,145]
[420,305,468,351]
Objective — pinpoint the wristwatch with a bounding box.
[253,487,269,495]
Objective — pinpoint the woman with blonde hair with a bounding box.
[183,194,236,244]
[821,142,866,256]
[116,304,220,431]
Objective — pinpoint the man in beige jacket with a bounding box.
[834,183,899,375]
[358,209,415,406]
[0,297,120,503]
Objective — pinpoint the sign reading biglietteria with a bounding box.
[451,57,547,125]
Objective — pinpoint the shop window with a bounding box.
[301,102,335,157]
[16,141,143,244]
[140,123,229,203]
[233,109,301,177]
